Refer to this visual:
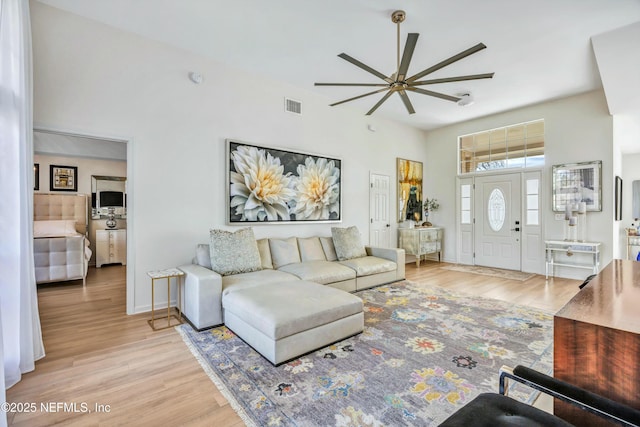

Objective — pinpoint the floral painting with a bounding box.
[227,140,342,223]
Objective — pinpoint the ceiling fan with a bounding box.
[315,10,494,115]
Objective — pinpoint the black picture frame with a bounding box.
[615,175,623,221]
[50,165,78,192]
[227,140,342,223]
[34,163,39,191]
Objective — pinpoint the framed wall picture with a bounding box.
[397,158,423,222]
[552,160,602,212]
[615,175,622,221]
[34,163,39,191]
[50,165,78,192]
[227,140,341,223]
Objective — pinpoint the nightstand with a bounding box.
[147,268,184,330]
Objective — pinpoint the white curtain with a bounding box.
[0,0,45,423]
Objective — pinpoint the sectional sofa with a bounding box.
[179,226,405,364]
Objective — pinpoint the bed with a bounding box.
[33,194,92,286]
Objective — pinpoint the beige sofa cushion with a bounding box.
[256,238,273,269]
[222,280,363,340]
[331,226,367,261]
[339,256,397,276]
[278,260,355,285]
[320,237,338,261]
[298,237,326,262]
[269,237,301,268]
[222,269,296,294]
[209,228,261,276]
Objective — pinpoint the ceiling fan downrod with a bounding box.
[391,10,406,78]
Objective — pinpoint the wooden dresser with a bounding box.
[554,259,640,426]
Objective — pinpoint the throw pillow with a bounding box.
[331,226,367,261]
[269,237,301,269]
[209,228,261,276]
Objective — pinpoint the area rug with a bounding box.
[177,281,553,426]
[440,264,536,281]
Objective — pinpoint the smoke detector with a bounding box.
[456,92,474,106]
[188,72,203,84]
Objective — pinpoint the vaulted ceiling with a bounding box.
[37,0,640,149]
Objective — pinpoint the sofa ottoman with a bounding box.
[222,280,364,365]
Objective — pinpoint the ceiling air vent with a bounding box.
[284,97,302,115]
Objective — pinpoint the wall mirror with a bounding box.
[91,175,126,219]
[551,160,602,212]
[633,180,640,220]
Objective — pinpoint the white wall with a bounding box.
[33,154,126,196]
[31,2,429,313]
[424,91,614,278]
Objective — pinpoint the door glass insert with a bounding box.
[461,184,471,224]
[487,188,506,231]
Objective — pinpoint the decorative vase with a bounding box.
[106,207,117,229]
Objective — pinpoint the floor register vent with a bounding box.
[284,97,302,115]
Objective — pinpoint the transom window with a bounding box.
[459,119,544,174]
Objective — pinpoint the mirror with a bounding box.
[633,180,640,220]
[91,175,126,219]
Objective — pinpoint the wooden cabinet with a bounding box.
[554,260,640,426]
[96,229,126,267]
[398,227,442,267]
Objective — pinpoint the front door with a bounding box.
[474,173,521,270]
[369,173,390,247]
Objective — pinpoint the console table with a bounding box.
[627,232,640,260]
[554,259,640,426]
[398,227,442,267]
[544,240,600,279]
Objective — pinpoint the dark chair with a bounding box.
[439,365,640,426]
[579,273,597,289]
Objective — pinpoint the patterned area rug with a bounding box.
[177,281,553,426]
[440,264,536,281]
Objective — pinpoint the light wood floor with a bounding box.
[7,262,580,426]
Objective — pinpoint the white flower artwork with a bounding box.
[228,141,342,223]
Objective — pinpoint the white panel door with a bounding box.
[474,173,522,270]
[369,173,390,247]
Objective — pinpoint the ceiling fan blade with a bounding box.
[410,72,495,86]
[398,90,416,114]
[407,87,461,102]
[406,43,487,83]
[366,91,394,115]
[397,33,419,81]
[315,83,389,87]
[338,53,393,83]
[330,88,390,107]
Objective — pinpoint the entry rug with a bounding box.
[177,281,553,426]
[440,264,536,281]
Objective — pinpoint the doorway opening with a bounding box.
[33,127,132,313]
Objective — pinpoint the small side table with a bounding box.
[147,268,184,330]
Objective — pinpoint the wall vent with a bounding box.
[284,97,302,115]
